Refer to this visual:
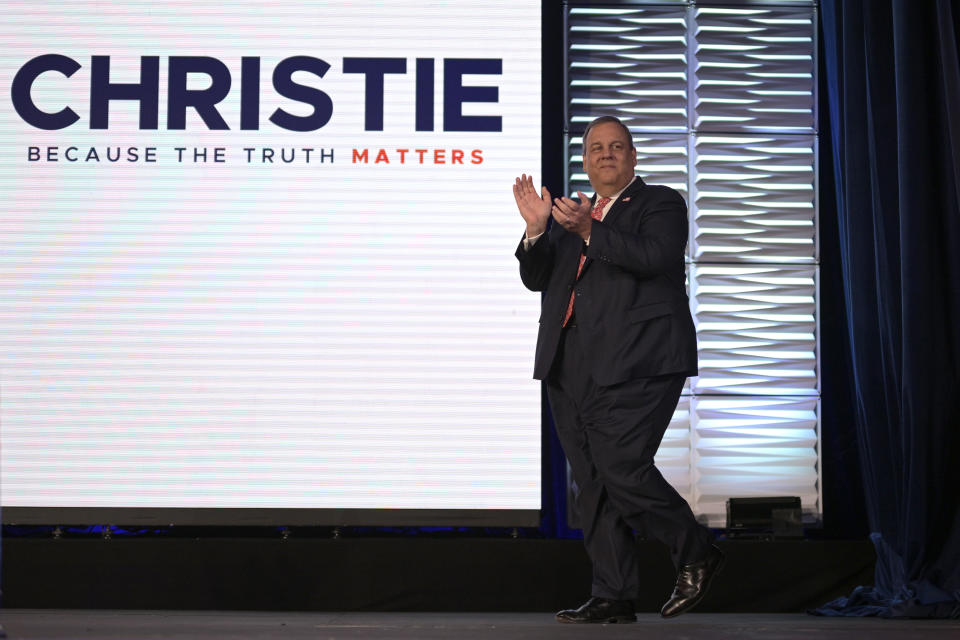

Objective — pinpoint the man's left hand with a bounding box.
[552,191,594,241]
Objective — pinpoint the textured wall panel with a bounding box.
[694,6,815,132]
[692,396,820,526]
[656,396,693,505]
[569,7,688,133]
[565,2,820,526]
[691,264,817,396]
[693,134,815,262]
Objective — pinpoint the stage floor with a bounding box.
[1,611,958,640]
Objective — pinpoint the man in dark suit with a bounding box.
[514,115,723,623]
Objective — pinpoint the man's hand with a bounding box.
[513,174,552,238]
[552,191,593,241]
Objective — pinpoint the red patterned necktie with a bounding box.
[561,196,611,327]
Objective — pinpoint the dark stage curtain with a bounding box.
[815,0,960,618]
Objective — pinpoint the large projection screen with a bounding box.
[0,1,542,526]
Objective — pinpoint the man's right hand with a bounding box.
[513,174,552,238]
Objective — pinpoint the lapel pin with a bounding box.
[622,197,631,202]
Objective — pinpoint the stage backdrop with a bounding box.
[564,2,820,528]
[0,1,542,525]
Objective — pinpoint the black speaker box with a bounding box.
[726,496,803,537]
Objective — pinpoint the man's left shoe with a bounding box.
[660,544,725,618]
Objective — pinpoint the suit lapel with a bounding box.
[598,176,646,228]
[577,176,647,279]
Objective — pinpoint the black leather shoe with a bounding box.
[660,544,725,618]
[556,596,636,624]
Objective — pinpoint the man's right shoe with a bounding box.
[555,596,636,624]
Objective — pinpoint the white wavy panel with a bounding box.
[691,396,819,527]
[655,396,693,505]
[694,6,815,132]
[683,265,693,393]
[569,7,688,132]
[568,134,688,200]
[691,264,817,396]
[692,134,815,262]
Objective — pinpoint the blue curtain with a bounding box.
[815,0,960,618]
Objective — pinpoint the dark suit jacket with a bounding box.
[515,176,697,386]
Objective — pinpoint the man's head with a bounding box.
[582,116,637,197]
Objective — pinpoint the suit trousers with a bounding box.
[546,324,710,600]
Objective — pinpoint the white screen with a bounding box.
[0,1,542,515]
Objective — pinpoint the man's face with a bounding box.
[583,122,637,196]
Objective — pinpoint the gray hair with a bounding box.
[582,115,634,150]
